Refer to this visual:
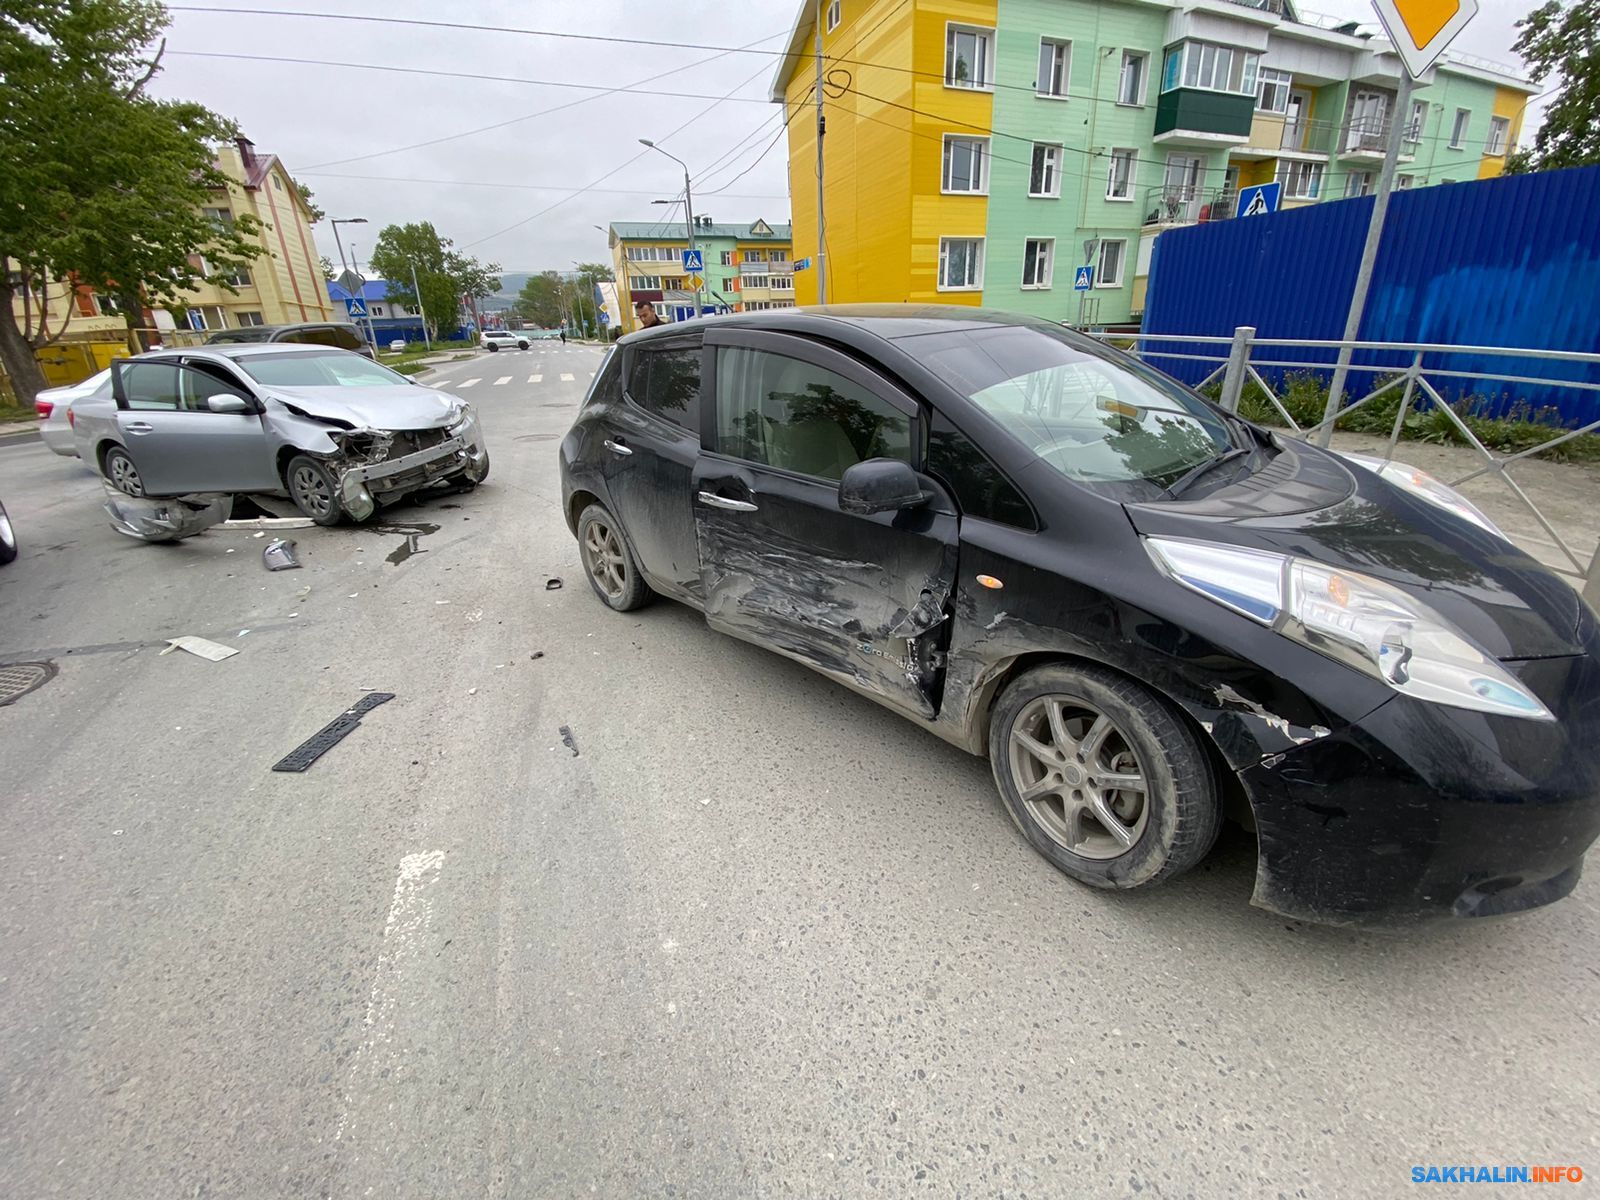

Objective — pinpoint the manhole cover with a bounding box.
[0,661,57,707]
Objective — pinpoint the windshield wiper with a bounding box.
[1163,447,1251,500]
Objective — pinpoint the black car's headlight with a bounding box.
[1145,537,1553,720]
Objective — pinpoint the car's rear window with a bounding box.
[236,351,406,388]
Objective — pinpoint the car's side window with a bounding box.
[927,414,1037,530]
[178,362,253,412]
[713,346,911,482]
[331,327,364,351]
[637,347,701,434]
[587,347,623,408]
[121,361,181,411]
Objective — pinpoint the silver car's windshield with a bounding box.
[237,351,407,388]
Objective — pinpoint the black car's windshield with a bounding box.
[236,350,406,388]
[915,324,1244,500]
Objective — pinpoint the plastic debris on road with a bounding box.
[263,539,301,571]
[160,636,239,662]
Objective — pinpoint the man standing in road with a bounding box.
[634,299,663,330]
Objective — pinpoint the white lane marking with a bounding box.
[529,374,541,383]
[560,373,575,382]
[335,850,446,1144]
[457,378,480,389]
[493,375,512,386]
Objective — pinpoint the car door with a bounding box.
[600,337,705,599]
[693,328,960,720]
[110,357,278,494]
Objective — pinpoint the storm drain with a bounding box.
[0,661,58,707]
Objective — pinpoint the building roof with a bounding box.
[327,280,395,302]
[610,219,791,241]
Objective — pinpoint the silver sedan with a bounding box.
[36,369,111,457]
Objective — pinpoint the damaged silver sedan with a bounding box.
[71,344,488,534]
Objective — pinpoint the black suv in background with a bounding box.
[206,321,374,359]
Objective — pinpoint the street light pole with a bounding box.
[330,216,372,347]
[409,259,431,351]
[639,139,702,322]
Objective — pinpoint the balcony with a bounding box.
[1338,115,1420,160]
[740,260,793,276]
[1142,184,1238,227]
[1154,89,1256,148]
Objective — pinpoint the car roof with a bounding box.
[143,342,341,362]
[618,304,1058,350]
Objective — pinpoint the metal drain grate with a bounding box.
[0,661,57,707]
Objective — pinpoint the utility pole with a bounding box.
[639,139,702,321]
[409,259,431,351]
[350,245,381,351]
[814,0,827,305]
[1317,71,1414,446]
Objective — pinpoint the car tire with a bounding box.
[0,499,17,565]
[284,454,345,526]
[486,343,498,353]
[577,502,652,612]
[102,444,145,497]
[988,663,1221,892]
[517,340,529,350]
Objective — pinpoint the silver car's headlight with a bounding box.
[1340,453,1503,538]
[1145,538,1553,720]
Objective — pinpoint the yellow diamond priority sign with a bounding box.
[686,272,705,291]
[1370,0,1478,80]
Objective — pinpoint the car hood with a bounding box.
[1126,441,1584,660]
[265,385,463,431]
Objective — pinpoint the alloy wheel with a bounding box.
[583,518,627,600]
[1008,696,1149,860]
[291,464,333,518]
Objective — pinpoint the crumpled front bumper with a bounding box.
[337,411,487,520]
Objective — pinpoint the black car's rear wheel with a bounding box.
[989,663,1220,890]
[102,445,144,496]
[577,503,651,611]
[285,455,344,526]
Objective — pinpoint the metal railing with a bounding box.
[1340,114,1421,154]
[1087,326,1600,585]
[1275,117,1339,155]
[1142,184,1237,227]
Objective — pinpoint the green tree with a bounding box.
[318,255,335,280]
[367,222,458,340]
[449,251,502,314]
[1503,0,1600,174]
[0,0,264,399]
[295,181,324,224]
[517,272,566,329]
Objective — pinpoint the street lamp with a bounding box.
[571,261,597,340]
[638,138,703,322]
[329,217,375,348]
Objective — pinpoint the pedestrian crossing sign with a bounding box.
[345,298,368,319]
[1237,182,1280,217]
[682,249,704,272]
[1073,266,1094,291]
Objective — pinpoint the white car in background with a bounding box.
[479,330,529,352]
[36,369,112,457]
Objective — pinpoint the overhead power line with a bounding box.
[296,171,788,201]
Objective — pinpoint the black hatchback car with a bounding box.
[559,306,1600,927]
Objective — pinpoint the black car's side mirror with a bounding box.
[207,393,254,414]
[838,458,929,515]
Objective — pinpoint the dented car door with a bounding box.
[110,358,279,494]
[693,329,959,720]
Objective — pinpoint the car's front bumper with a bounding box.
[337,412,487,519]
[1239,643,1600,927]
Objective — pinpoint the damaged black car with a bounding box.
[559,307,1600,927]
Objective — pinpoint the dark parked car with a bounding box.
[207,321,374,359]
[559,306,1600,927]
[0,497,16,566]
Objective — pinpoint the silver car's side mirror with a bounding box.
[207,394,253,414]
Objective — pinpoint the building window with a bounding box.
[938,237,984,290]
[370,304,387,317]
[1021,238,1054,289]
[663,276,685,290]
[1257,68,1292,114]
[1095,239,1126,288]
[1450,108,1470,148]
[771,276,794,290]
[743,249,765,262]
[1486,115,1510,156]
[770,250,788,262]
[237,311,264,326]
[945,24,994,89]
[1106,148,1136,200]
[1163,41,1259,95]
[631,275,663,289]
[1118,51,1146,106]
[202,206,234,231]
[1276,159,1324,200]
[942,135,989,194]
[226,267,252,287]
[1396,174,1415,189]
[271,174,283,191]
[720,250,733,266]
[1028,143,1062,197]
[1037,38,1070,99]
[826,0,840,33]
[1407,99,1428,143]
[1345,171,1373,198]
[186,308,209,331]
[724,276,738,291]
[744,276,770,290]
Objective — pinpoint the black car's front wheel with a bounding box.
[285,454,345,526]
[0,498,16,565]
[577,502,651,611]
[989,663,1220,891]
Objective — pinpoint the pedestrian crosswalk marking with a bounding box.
[457,378,480,389]
[528,374,540,383]
[494,375,512,386]
[560,373,575,382]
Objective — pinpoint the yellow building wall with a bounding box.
[1236,159,1275,188]
[1478,87,1527,180]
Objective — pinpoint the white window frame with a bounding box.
[1028,143,1062,198]
[937,236,985,291]
[826,0,841,33]
[1486,115,1509,156]
[1396,174,1415,189]
[1344,171,1373,198]
[1406,98,1428,143]
[1094,239,1126,289]
[1164,40,1259,96]
[631,275,663,290]
[1106,148,1136,201]
[237,310,264,327]
[1037,38,1071,99]
[1021,238,1055,290]
[1118,51,1146,106]
[941,134,989,195]
[944,23,995,90]
[1257,67,1292,114]
[1276,159,1324,200]
[370,304,386,318]
[1449,108,1470,149]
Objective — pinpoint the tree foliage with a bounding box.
[368,222,500,338]
[1504,0,1600,174]
[0,0,263,398]
[516,272,566,329]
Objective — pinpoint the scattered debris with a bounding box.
[161,636,239,662]
[103,486,231,542]
[295,584,312,598]
[219,515,316,530]
[468,687,478,695]
[559,725,579,757]
[271,692,395,773]
[252,531,266,539]
[545,578,563,591]
[530,651,545,660]
[238,629,250,637]
[435,599,451,605]
[699,797,711,806]
[465,609,484,623]
[225,548,236,554]
[263,538,301,571]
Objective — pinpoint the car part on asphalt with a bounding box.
[271,692,396,773]
[160,636,240,662]
[545,578,562,590]
[559,725,580,756]
[101,485,232,542]
[262,538,301,570]
[0,661,57,707]
[0,498,16,566]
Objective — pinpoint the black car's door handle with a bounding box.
[603,438,633,457]
[697,490,758,513]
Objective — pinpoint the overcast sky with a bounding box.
[150,0,1550,276]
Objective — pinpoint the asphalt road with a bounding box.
[2,342,1596,1199]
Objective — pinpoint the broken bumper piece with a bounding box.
[336,411,486,520]
[103,486,233,542]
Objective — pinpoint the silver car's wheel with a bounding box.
[1008,697,1149,860]
[285,454,344,526]
[103,446,144,497]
